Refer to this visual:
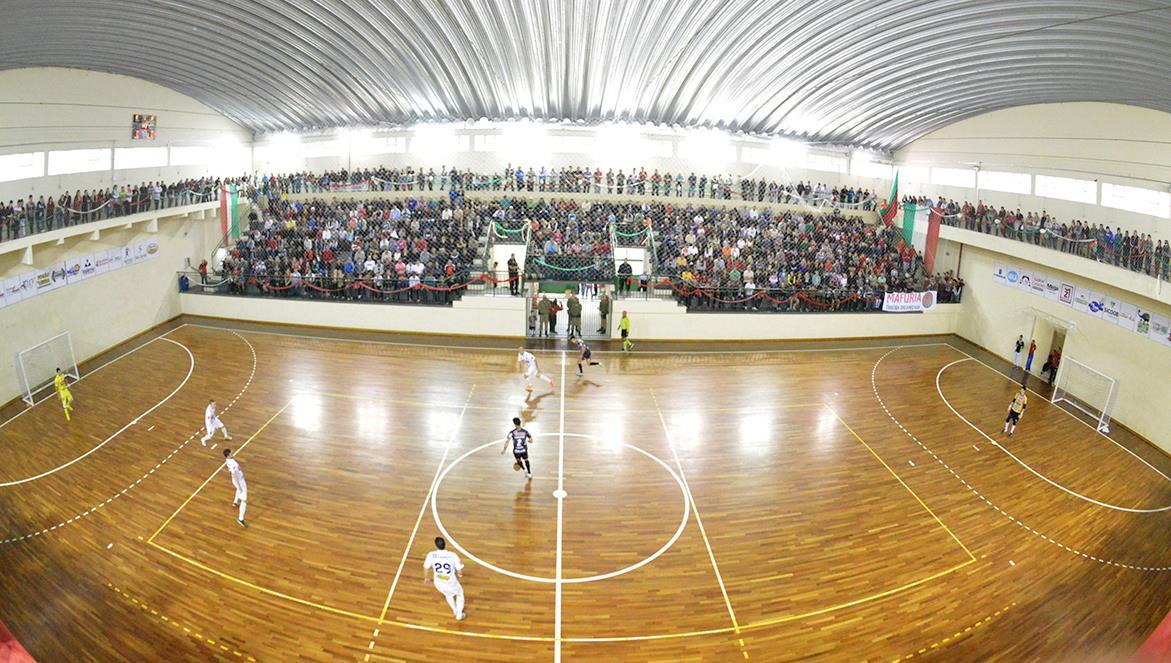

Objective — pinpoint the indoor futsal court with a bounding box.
[1,318,1169,661]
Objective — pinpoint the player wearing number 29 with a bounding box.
[424,537,466,620]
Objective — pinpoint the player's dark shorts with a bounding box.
[1005,409,1021,424]
[620,330,629,339]
[513,451,528,463]
[582,349,592,360]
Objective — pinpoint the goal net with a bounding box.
[15,331,79,406]
[1051,357,1118,433]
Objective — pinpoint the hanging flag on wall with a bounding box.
[899,203,941,271]
[879,171,899,227]
[219,183,240,243]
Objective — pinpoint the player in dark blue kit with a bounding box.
[500,417,533,479]
[573,336,600,377]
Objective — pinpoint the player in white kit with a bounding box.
[201,399,233,446]
[516,348,555,395]
[424,537,465,620]
[223,448,248,528]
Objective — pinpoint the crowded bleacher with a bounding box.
[913,195,1170,279]
[0,178,222,242]
[213,196,488,305]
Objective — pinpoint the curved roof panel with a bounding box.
[2,0,1170,147]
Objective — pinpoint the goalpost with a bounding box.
[1051,357,1118,433]
[14,331,80,406]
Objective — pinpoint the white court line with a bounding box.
[0,326,182,431]
[179,321,951,356]
[0,330,258,546]
[363,386,475,663]
[945,344,1171,484]
[652,390,740,633]
[429,435,689,584]
[554,352,566,663]
[872,347,1171,572]
[0,338,195,488]
[935,358,1171,513]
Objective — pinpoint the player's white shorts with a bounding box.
[524,365,537,379]
[206,417,225,433]
[435,580,463,597]
[232,476,248,502]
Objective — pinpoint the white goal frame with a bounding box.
[15,331,80,406]
[1051,357,1118,433]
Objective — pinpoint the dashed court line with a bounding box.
[883,602,1016,662]
[107,583,256,661]
[873,348,1171,572]
[0,330,257,546]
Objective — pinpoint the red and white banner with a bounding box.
[882,291,937,313]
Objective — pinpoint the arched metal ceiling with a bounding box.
[2,0,1171,148]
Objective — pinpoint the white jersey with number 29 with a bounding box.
[424,550,464,592]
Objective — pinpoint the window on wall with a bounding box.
[850,155,893,180]
[645,139,674,158]
[114,147,167,170]
[803,152,848,174]
[48,148,111,175]
[169,146,213,166]
[896,165,929,183]
[1101,182,1171,219]
[0,152,45,183]
[302,140,343,158]
[551,134,591,153]
[1035,175,1097,204]
[977,170,1031,195]
[474,134,500,152]
[931,167,976,188]
[353,135,406,155]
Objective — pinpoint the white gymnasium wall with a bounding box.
[0,67,252,203]
[896,102,1171,240]
[956,245,1171,451]
[0,209,224,405]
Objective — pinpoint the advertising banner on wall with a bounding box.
[882,291,938,313]
[1151,314,1171,346]
[1116,301,1139,332]
[0,240,160,311]
[1058,282,1075,305]
[1071,286,1092,313]
[993,264,1007,282]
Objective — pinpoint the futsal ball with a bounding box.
[513,462,522,471]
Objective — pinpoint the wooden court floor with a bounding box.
[1,318,1170,662]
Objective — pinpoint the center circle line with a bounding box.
[431,433,691,584]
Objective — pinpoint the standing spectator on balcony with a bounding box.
[597,290,611,333]
[199,259,209,285]
[617,259,632,294]
[566,290,582,338]
[537,295,552,337]
[507,253,520,296]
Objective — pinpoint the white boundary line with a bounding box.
[0,330,258,545]
[946,345,1171,483]
[554,352,566,663]
[935,358,1171,513]
[0,337,195,488]
[0,327,182,431]
[873,347,1171,572]
[651,389,741,633]
[364,386,475,663]
[178,321,951,356]
[429,434,690,583]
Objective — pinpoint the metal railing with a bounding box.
[176,269,520,306]
[1,187,220,244]
[613,275,963,312]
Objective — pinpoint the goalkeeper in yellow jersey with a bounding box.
[54,367,73,421]
[1003,387,1027,437]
